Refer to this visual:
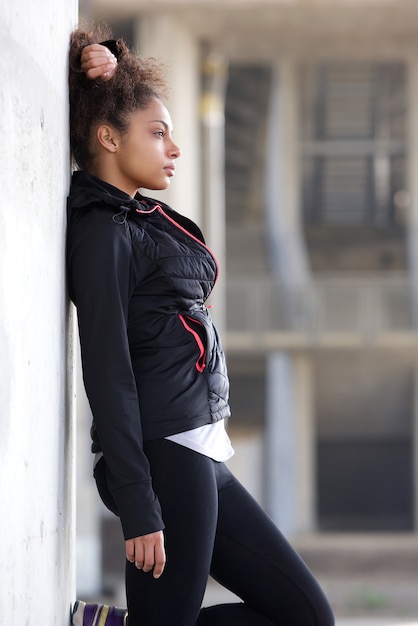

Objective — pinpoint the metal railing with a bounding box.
[225,274,418,349]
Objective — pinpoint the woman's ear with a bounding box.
[96,124,119,153]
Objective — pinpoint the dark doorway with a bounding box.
[315,352,414,531]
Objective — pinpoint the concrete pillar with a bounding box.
[135,15,201,225]
[294,355,316,534]
[199,46,228,333]
[265,61,311,329]
[413,360,418,531]
[0,1,77,623]
[407,58,418,328]
[407,62,418,525]
[265,352,316,536]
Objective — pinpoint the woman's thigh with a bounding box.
[126,440,219,626]
[209,465,335,626]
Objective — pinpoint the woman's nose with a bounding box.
[170,142,181,159]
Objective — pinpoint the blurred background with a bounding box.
[75,0,418,621]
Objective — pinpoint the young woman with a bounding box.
[68,26,335,626]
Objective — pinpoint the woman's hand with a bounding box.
[80,43,117,81]
[125,530,166,579]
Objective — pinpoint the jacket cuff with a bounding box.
[114,480,165,540]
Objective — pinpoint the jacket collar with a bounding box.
[68,170,155,213]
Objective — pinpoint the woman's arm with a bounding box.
[68,208,165,578]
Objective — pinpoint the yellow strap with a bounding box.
[97,605,110,626]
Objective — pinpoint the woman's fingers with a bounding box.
[125,531,166,579]
[85,63,117,81]
[125,538,136,564]
[152,537,166,579]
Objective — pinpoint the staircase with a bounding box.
[305,225,406,273]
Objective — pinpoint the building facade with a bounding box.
[78,0,418,606]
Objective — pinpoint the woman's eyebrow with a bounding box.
[149,120,172,131]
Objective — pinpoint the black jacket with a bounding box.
[67,171,230,539]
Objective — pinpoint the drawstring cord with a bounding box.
[112,206,130,224]
[112,199,144,224]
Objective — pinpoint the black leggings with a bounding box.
[118,439,334,625]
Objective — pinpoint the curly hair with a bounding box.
[69,24,168,170]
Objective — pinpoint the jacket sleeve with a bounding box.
[68,207,164,540]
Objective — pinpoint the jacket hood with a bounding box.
[68,170,146,214]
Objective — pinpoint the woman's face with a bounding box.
[110,98,181,196]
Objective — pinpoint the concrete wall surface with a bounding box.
[0,0,77,624]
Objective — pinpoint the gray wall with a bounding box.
[0,1,77,623]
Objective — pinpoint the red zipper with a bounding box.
[178,314,206,373]
[135,204,220,284]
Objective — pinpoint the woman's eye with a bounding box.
[154,130,164,137]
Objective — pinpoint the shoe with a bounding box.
[72,601,128,626]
